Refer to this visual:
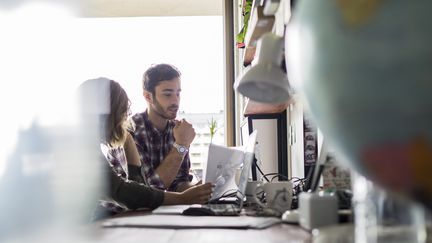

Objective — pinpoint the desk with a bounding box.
[98,211,312,243]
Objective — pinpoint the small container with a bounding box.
[298,191,338,230]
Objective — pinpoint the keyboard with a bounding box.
[204,204,240,216]
[182,203,241,216]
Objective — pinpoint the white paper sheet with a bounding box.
[102,214,281,229]
[203,144,245,200]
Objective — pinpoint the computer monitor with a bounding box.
[240,119,256,180]
[304,140,328,192]
[237,130,257,199]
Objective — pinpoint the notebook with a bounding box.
[182,130,258,216]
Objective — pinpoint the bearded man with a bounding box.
[130,63,197,192]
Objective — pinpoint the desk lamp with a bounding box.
[234,33,291,104]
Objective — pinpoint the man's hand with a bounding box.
[179,182,214,204]
[173,119,195,147]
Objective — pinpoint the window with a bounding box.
[0,4,225,176]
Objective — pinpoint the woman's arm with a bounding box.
[124,133,141,166]
[163,183,213,205]
[108,161,212,208]
[128,164,146,184]
[124,133,147,184]
[107,161,163,210]
[105,136,213,208]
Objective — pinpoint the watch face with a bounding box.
[174,143,187,155]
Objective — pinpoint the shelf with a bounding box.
[242,5,275,66]
[244,98,290,116]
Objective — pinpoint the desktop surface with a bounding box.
[100,223,312,243]
[99,209,312,243]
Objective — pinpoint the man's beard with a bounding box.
[152,96,178,120]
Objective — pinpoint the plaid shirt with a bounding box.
[131,110,192,191]
[101,144,129,179]
[99,144,130,213]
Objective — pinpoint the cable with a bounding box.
[253,141,309,185]
[262,172,278,181]
[208,188,238,204]
[289,177,303,182]
[253,143,270,182]
[270,174,290,182]
[220,189,237,198]
[260,172,302,183]
[253,160,270,182]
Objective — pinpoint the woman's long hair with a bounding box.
[104,80,132,147]
[78,78,132,148]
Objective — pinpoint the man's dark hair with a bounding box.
[142,63,181,94]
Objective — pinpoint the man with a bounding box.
[130,63,196,192]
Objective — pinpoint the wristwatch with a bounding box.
[173,142,188,156]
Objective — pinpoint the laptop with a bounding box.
[182,130,258,216]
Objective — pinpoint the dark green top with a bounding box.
[93,154,165,221]
[106,161,165,210]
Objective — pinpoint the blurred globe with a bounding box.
[286,0,432,208]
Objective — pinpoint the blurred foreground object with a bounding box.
[0,85,103,242]
[352,172,426,243]
[286,0,432,208]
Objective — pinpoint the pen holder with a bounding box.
[298,191,338,230]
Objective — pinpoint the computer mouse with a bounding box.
[182,206,216,216]
[281,210,299,224]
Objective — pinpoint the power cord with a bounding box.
[208,188,238,204]
[253,143,270,182]
[253,159,270,182]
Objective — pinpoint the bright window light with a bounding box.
[0,10,224,177]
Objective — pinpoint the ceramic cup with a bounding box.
[253,181,293,213]
[245,180,263,203]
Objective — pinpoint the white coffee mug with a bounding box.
[245,180,263,203]
[253,181,293,213]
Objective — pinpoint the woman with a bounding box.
[78,77,213,218]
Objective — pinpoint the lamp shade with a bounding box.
[234,33,290,104]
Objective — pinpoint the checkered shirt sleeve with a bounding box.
[132,112,193,191]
